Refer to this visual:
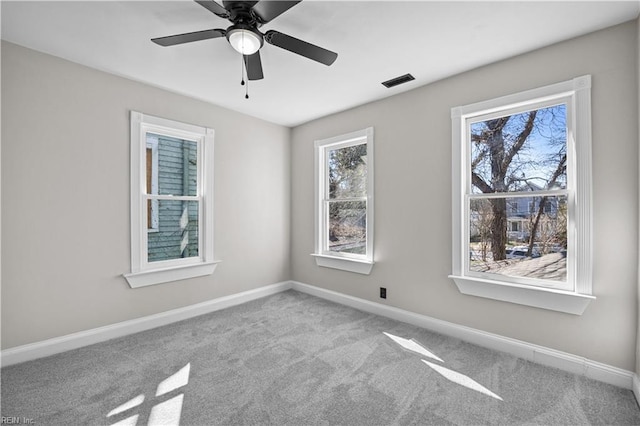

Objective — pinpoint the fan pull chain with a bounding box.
[240,55,249,99]
[240,54,245,86]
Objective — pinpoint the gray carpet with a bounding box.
[2,290,639,425]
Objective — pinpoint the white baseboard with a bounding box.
[1,281,292,367]
[290,281,635,390]
[3,279,635,393]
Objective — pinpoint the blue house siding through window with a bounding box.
[147,134,199,262]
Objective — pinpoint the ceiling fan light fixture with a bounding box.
[227,28,263,55]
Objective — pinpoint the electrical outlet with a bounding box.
[380,287,387,299]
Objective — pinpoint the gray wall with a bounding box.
[637,15,640,378]
[291,21,639,371]
[1,41,291,349]
[2,20,639,373]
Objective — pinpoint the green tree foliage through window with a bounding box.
[328,144,367,254]
[469,104,568,281]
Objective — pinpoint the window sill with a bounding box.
[449,275,595,315]
[124,261,221,288]
[311,254,374,275]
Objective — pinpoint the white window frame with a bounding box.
[450,76,595,315]
[312,127,374,274]
[124,111,219,288]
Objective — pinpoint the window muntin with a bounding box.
[450,76,594,314]
[125,111,216,288]
[314,128,374,272]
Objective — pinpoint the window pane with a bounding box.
[148,200,199,262]
[147,147,154,229]
[328,144,367,199]
[469,104,567,195]
[469,195,567,282]
[328,200,366,255]
[148,133,198,196]
[147,199,159,230]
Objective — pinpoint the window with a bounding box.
[312,128,374,274]
[124,112,218,288]
[450,76,595,314]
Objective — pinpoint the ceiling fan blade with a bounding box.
[252,1,301,23]
[244,51,264,80]
[264,30,337,66]
[152,28,226,47]
[195,0,229,18]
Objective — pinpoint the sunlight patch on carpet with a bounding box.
[107,395,145,417]
[422,359,503,401]
[156,363,191,397]
[148,394,184,426]
[107,363,191,426]
[383,332,444,362]
[385,332,502,401]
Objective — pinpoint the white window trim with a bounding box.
[124,111,219,288]
[449,76,595,315]
[312,127,374,274]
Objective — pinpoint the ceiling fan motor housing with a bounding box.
[226,23,264,55]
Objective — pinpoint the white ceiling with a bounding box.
[2,1,639,127]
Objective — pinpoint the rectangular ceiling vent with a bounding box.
[381,73,415,88]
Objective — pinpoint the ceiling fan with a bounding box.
[151,0,338,83]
